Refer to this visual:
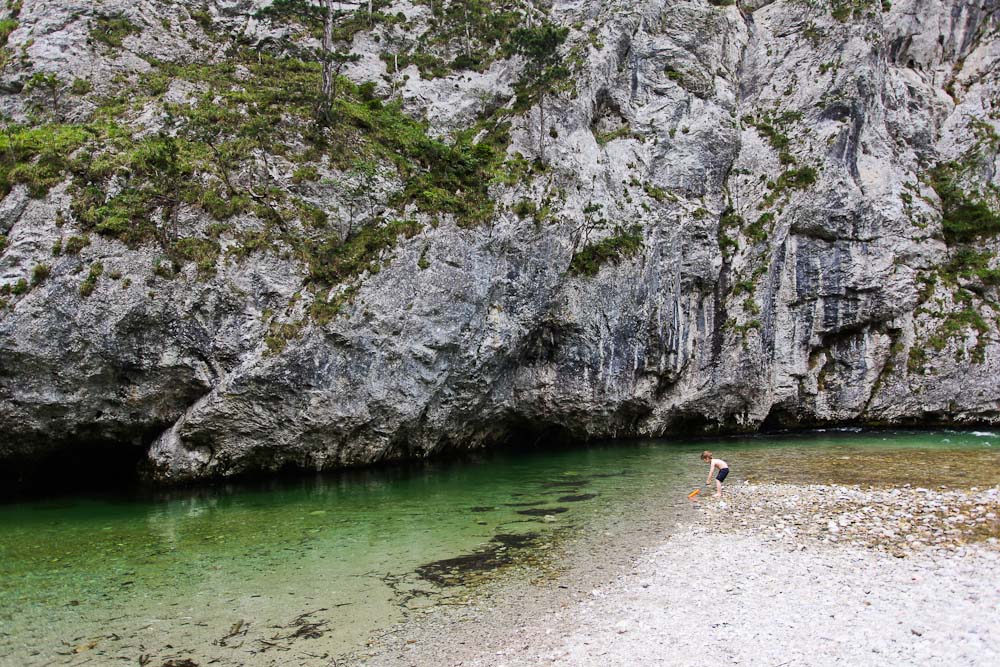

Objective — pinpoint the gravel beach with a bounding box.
[358,483,1000,666]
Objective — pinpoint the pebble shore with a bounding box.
[700,482,1000,554]
[358,482,1000,666]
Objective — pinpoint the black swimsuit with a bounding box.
[716,467,729,482]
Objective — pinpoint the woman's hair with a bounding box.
[701,450,713,461]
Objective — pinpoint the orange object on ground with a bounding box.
[687,489,701,499]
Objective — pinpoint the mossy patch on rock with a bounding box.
[569,225,643,277]
[929,162,1000,244]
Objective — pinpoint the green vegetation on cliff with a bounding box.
[744,111,802,166]
[89,14,140,49]
[928,162,1000,243]
[0,124,94,197]
[569,225,643,277]
[0,17,17,47]
[385,1,529,78]
[3,44,511,282]
[906,118,1000,366]
[0,0,580,333]
[306,218,422,285]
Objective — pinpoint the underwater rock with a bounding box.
[517,507,570,517]
[415,532,542,586]
[558,494,598,502]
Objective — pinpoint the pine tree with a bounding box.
[510,22,569,163]
[318,0,360,124]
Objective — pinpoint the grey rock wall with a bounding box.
[2,0,1000,483]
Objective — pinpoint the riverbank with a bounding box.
[357,483,1000,666]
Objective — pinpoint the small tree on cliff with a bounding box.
[24,72,68,121]
[510,22,569,163]
[317,0,359,124]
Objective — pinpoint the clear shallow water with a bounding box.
[1,430,998,666]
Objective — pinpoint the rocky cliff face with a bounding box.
[2,0,1000,484]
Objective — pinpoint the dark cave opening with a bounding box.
[760,403,803,432]
[482,414,584,453]
[0,440,148,501]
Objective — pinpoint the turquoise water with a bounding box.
[1,430,997,666]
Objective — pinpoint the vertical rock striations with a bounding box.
[1,0,999,483]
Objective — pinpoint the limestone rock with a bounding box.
[2,0,1000,483]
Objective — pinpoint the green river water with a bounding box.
[1,430,998,665]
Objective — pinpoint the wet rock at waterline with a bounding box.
[3,0,1000,483]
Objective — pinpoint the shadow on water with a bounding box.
[0,445,529,505]
[3,425,995,505]
[2,415,597,504]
